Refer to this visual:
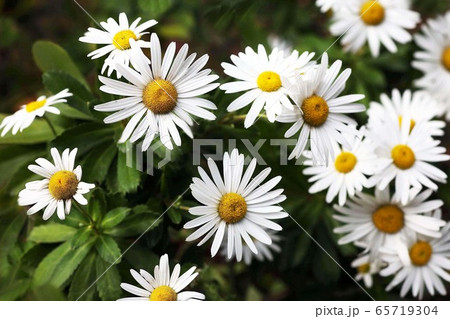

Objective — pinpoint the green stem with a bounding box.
[73,200,94,225]
[43,115,57,137]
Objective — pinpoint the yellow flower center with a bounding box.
[149,285,177,301]
[442,47,450,71]
[372,204,404,234]
[398,116,416,133]
[301,95,329,127]
[409,241,433,266]
[256,71,282,92]
[360,1,385,25]
[357,263,370,274]
[218,192,247,224]
[334,152,357,173]
[391,144,415,170]
[142,79,178,114]
[112,30,137,50]
[25,99,47,113]
[48,170,79,200]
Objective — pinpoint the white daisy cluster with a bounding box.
[308,3,450,299]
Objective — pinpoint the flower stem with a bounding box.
[73,200,94,225]
[43,115,57,137]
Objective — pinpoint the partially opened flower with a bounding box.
[94,33,219,151]
[380,222,450,299]
[220,45,315,126]
[330,0,419,57]
[0,89,72,137]
[276,53,365,163]
[119,254,204,301]
[303,128,381,206]
[79,12,157,77]
[18,148,95,220]
[351,252,383,289]
[367,115,449,204]
[184,149,288,261]
[367,89,445,137]
[412,11,450,119]
[333,187,445,258]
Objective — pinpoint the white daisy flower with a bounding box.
[0,89,72,137]
[330,0,420,57]
[303,128,381,206]
[79,12,157,78]
[380,222,450,299]
[220,230,282,265]
[94,33,219,151]
[276,53,365,163]
[316,0,341,13]
[267,35,293,57]
[351,253,383,289]
[412,12,450,119]
[18,148,95,221]
[184,149,288,261]
[367,115,449,205]
[220,45,315,126]
[367,89,445,137]
[119,254,204,301]
[333,187,445,258]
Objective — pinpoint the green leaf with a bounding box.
[167,207,182,224]
[32,41,88,87]
[95,235,121,264]
[42,71,94,117]
[57,103,94,120]
[29,223,77,243]
[48,238,95,287]
[138,0,174,18]
[101,207,130,229]
[106,150,141,193]
[32,238,95,288]
[32,241,72,287]
[71,227,95,248]
[88,188,106,223]
[96,257,121,301]
[104,212,162,237]
[51,122,117,156]
[0,114,63,145]
[68,252,97,301]
[0,279,30,301]
[0,211,26,259]
[81,142,118,183]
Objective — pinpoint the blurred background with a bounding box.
[1,0,450,301]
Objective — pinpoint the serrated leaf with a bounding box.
[95,235,121,264]
[32,241,72,287]
[106,150,141,193]
[29,223,77,243]
[48,238,95,287]
[81,142,117,183]
[100,207,130,229]
[68,252,97,301]
[96,257,121,301]
[71,227,95,248]
[32,41,88,87]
